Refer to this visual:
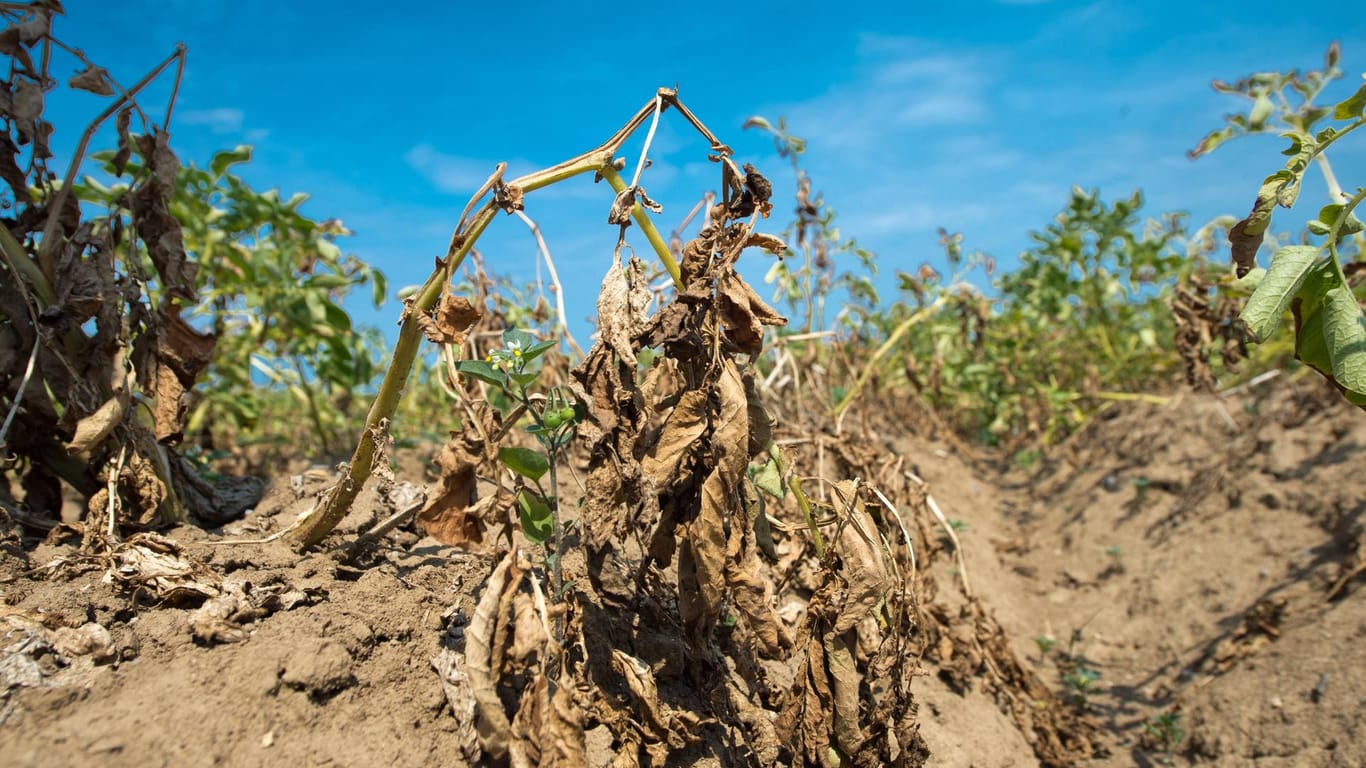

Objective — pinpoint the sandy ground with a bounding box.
[1,377,1362,767]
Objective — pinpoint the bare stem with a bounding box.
[38,44,187,286]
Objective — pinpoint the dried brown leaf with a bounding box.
[112,107,132,176]
[725,498,790,657]
[418,294,481,345]
[65,389,127,456]
[744,230,787,256]
[830,481,888,635]
[607,186,635,225]
[0,27,34,73]
[0,135,29,204]
[826,632,865,757]
[717,267,786,355]
[596,250,638,366]
[611,649,670,739]
[684,359,747,641]
[68,64,114,96]
[131,303,216,444]
[466,552,516,760]
[1228,176,1285,278]
[777,628,836,766]
[416,435,485,547]
[432,649,483,765]
[109,532,219,602]
[130,132,197,301]
[639,390,707,488]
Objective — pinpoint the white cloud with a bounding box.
[405,143,511,195]
[179,107,244,134]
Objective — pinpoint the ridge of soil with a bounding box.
[1,377,1362,767]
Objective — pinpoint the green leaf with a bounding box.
[1320,283,1366,402]
[1333,82,1366,120]
[517,489,554,544]
[1248,92,1273,129]
[503,328,536,352]
[752,458,784,498]
[509,371,538,388]
[455,359,508,388]
[498,446,549,481]
[370,270,387,307]
[305,273,352,290]
[1240,245,1320,342]
[1290,265,1366,407]
[316,238,343,263]
[210,145,252,178]
[521,339,556,363]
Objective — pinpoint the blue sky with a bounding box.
[43,1,1366,344]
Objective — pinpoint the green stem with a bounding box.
[600,166,683,289]
[291,356,335,456]
[787,476,825,559]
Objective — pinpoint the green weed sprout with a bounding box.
[1143,712,1185,755]
[1063,668,1101,708]
[1034,634,1059,656]
[456,329,580,593]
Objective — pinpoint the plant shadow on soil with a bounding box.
[1,376,1363,767]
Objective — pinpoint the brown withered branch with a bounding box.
[1,7,242,532]
[293,87,774,546]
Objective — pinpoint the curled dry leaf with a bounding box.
[416,434,486,547]
[466,552,516,760]
[108,532,220,602]
[418,294,481,345]
[129,131,198,302]
[431,648,483,765]
[596,249,648,366]
[131,303,217,444]
[68,64,114,96]
[717,266,787,355]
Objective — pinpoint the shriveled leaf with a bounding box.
[499,446,548,481]
[725,484,790,657]
[596,250,638,365]
[465,553,516,759]
[717,266,787,354]
[108,532,219,602]
[639,390,708,488]
[825,632,865,757]
[129,131,197,301]
[131,303,217,443]
[416,436,485,546]
[1188,125,1237,159]
[830,481,889,635]
[1227,173,1291,278]
[419,294,481,345]
[686,359,747,641]
[1240,244,1319,341]
[68,64,114,96]
[65,390,128,456]
[611,650,671,739]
